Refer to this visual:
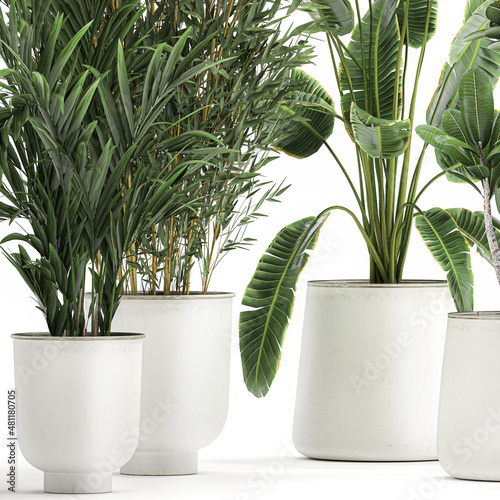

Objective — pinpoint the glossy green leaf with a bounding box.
[465,0,489,21]
[467,26,500,40]
[459,66,495,146]
[303,0,354,35]
[487,1,500,23]
[431,108,484,182]
[340,0,400,122]
[396,0,438,48]
[434,149,477,183]
[416,124,478,165]
[466,164,491,177]
[487,142,500,159]
[274,69,335,159]
[350,103,411,159]
[427,2,500,127]
[435,135,479,153]
[239,213,329,397]
[447,207,500,265]
[442,109,475,145]
[415,207,474,312]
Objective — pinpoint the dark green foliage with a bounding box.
[0,0,223,334]
[416,67,500,311]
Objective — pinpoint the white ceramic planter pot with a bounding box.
[438,312,500,481]
[111,292,234,476]
[12,333,144,494]
[293,280,453,461]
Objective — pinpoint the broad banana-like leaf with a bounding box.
[303,0,355,36]
[459,67,495,146]
[467,26,500,40]
[396,0,438,48]
[274,69,335,159]
[350,103,411,158]
[447,208,500,265]
[340,0,400,122]
[465,0,489,20]
[427,2,500,127]
[239,213,329,397]
[415,207,474,312]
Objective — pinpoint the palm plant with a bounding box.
[415,66,500,307]
[239,0,500,397]
[0,0,222,335]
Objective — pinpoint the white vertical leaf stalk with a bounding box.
[480,156,500,284]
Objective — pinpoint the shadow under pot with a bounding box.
[12,332,144,494]
[110,292,234,476]
[293,280,453,461]
[438,312,500,481]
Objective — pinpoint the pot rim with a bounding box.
[448,311,500,320]
[11,332,145,341]
[84,291,236,300]
[307,279,448,289]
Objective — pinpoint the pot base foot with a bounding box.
[44,472,112,494]
[294,443,437,462]
[120,451,198,476]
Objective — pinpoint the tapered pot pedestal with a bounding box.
[293,280,453,461]
[112,292,234,476]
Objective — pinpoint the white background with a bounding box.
[2,1,500,498]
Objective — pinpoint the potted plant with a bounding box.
[414,66,500,481]
[103,0,316,476]
[0,1,217,492]
[239,0,500,461]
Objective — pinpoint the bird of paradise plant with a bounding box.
[239,0,500,397]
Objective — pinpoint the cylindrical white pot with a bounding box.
[438,312,500,481]
[293,280,453,461]
[12,333,144,494]
[112,292,234,476]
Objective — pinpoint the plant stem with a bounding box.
[392,0,408,120]
[326,35,342,93]
[323,141,369,227]
[353,0,369,111]
[393,0,434,282]
[478,137,500,285]
[319,204,388,281]
[331,35,355,101]
[482,177,500,285]
[396,0,433,218]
